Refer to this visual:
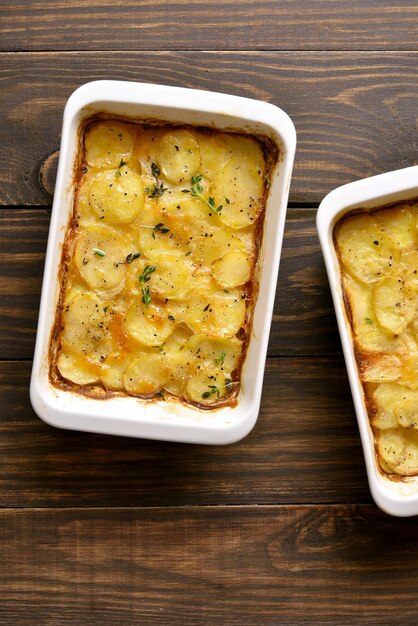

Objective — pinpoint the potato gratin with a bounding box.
[50,119,273,408]
[334,200,418,477]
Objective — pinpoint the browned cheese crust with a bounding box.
[49,116,278,410]
[334,199,418,479]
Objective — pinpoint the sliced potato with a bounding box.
[85,122,134,169]
[212,156,263,229]
[199,134,230,181]
[183,288,246,338]
[373,276,416,334]
[376,429,407,470]
[124,354,167,395]
[335,214,400,284]
[89,167,144,224]
[212,250,252,288]
[182,334,242,374]
[124,300,175,346]
[57,350,99,385]
[162,324,193,353]
[361,354,403,384]
[159,130,201,184]
[100,353,129,391]
[373,383,418,429]
[138,214,190,259]
[149,254,194,300]
[185,367,234,405]
[193,230,244,265]
[163,349,195,396]
[376,205,417,249]
[344,277,405,353]
[220,133,265,174]
[399,249,418,292]
[61,292,107,356]
[377,429,418,475]
[74,224,129,296]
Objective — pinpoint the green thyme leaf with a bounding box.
[151,162,160,178]
[93,248,106,257]
[139,265,157,306]
[215,351,226,367]
[126,252,141,264]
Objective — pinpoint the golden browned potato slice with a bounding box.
[182,334,242,374]
[376,429,407,470]
[61,292,107,356]
[376,205,417,249]
[373,383,418,429]
[336,214,400,284]
[185,367,234,405]
[89,167,144,224]
[182,282,246,338]
[124,354,167,395]
[125,300,175,346]
[159,130,201,184]
[162,324,193,353]
[373,276,416,334]
[376,429,418,475]
[193,230,243,265]
[149,254,194,300]
[85,122,134,169]
[344,277,405,353]
[361,354,403,384]
[199,134,230,181]
[100,353,129,391]
[74,224,129,296]
[57,350,99,385]
[212,156,264,229]
[163,349,194,397]
[212,250,252,288]
[399,249,418,291]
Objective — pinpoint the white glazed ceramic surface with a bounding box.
[30,80,296,445]
[317,165,418,516]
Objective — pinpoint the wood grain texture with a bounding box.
[0,209,338,359]
[0,359,370,507]
[2,1,418,52]
[0,505,417,625]
[1,51,417,205]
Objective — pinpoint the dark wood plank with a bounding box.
[0,504,416,625]
[2,52,417,206]
[0,208,338,359]
[0,358,370,507]
[2,1,418,52]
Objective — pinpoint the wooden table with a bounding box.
[1,2,418,624]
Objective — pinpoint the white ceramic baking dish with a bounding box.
[30,80,296,445]
[317,165,418,516]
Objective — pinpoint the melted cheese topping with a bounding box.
[334,201,418,476]
[51,120,270,408]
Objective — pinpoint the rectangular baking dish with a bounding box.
[30,80,296,445]
[317,165,418,516]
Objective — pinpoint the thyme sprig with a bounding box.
[145,162,167,198]
[139,223,170,239]
[145,182,168,198]
[126,252,141,264]
[182,174,223,215]
[139,265,156,306]
[201,379,237,399]
[115,158,128,178]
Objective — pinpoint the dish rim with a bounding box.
[30,80,297,445]
[317,164,418,516]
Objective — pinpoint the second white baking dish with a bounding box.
[317,165,418,516]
